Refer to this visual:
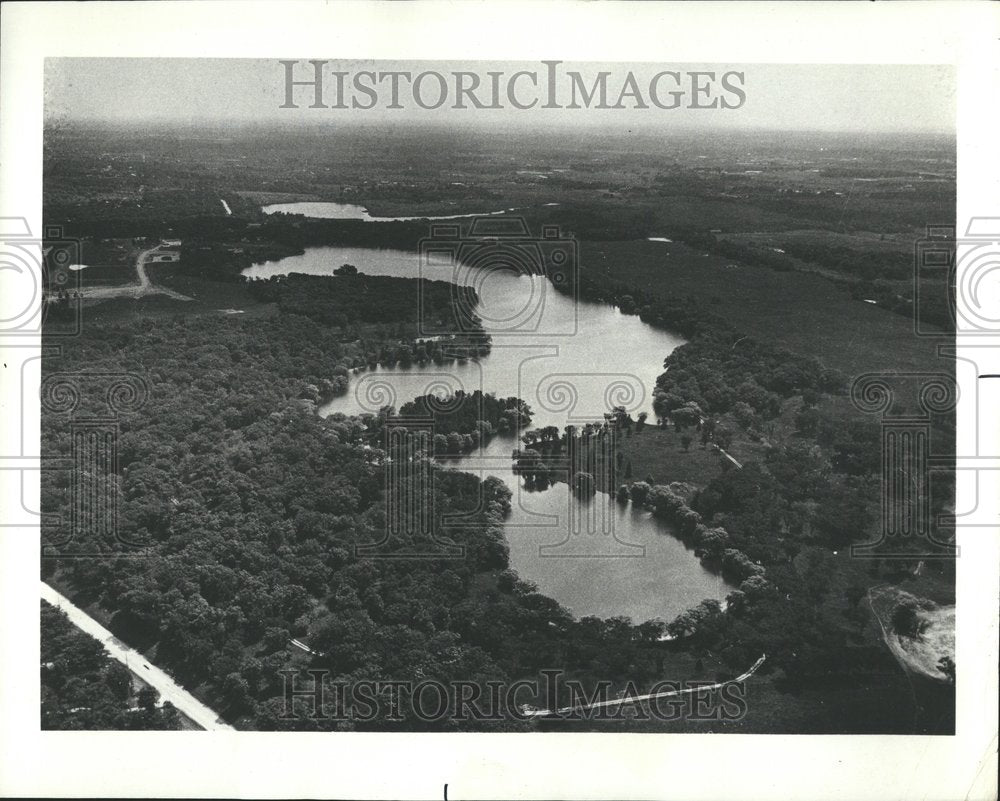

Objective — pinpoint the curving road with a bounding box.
[524,654,766,718]
[40,581,233,731]
[74,245,192,301]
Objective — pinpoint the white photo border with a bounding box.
[1,2,997,799]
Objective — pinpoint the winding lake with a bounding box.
[262,201,515,222]
[244,245,731,623]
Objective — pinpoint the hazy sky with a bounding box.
[45,59,955,134]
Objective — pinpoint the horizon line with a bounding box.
[43,116,956,138]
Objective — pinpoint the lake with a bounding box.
[262,201,514,222]
[244,245,731,624]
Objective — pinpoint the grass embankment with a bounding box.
[69,238,143,285]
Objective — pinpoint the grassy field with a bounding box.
[582,238,947,377]
[61,238,143,285]
[617,424,770,489]
[156,266,272,311]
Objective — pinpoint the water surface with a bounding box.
[262,201,513,222]
[245,246,731,623]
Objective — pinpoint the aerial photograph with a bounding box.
[38,58,956,734]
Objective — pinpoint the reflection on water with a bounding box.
[245,245,730,623]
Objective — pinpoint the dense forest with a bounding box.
[40,123,956,734]
[246,272,485,338]
[519,237,954,729]
[41,602,181,730]
[42,246,955,731]
[40,308,752,730]
[398,390,532,455]
[651,330,845,420]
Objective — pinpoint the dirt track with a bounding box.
[74,246,193,302]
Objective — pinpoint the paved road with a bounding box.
[524,654,766,718]
[40,581,233,731]
[75,245,192,301]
